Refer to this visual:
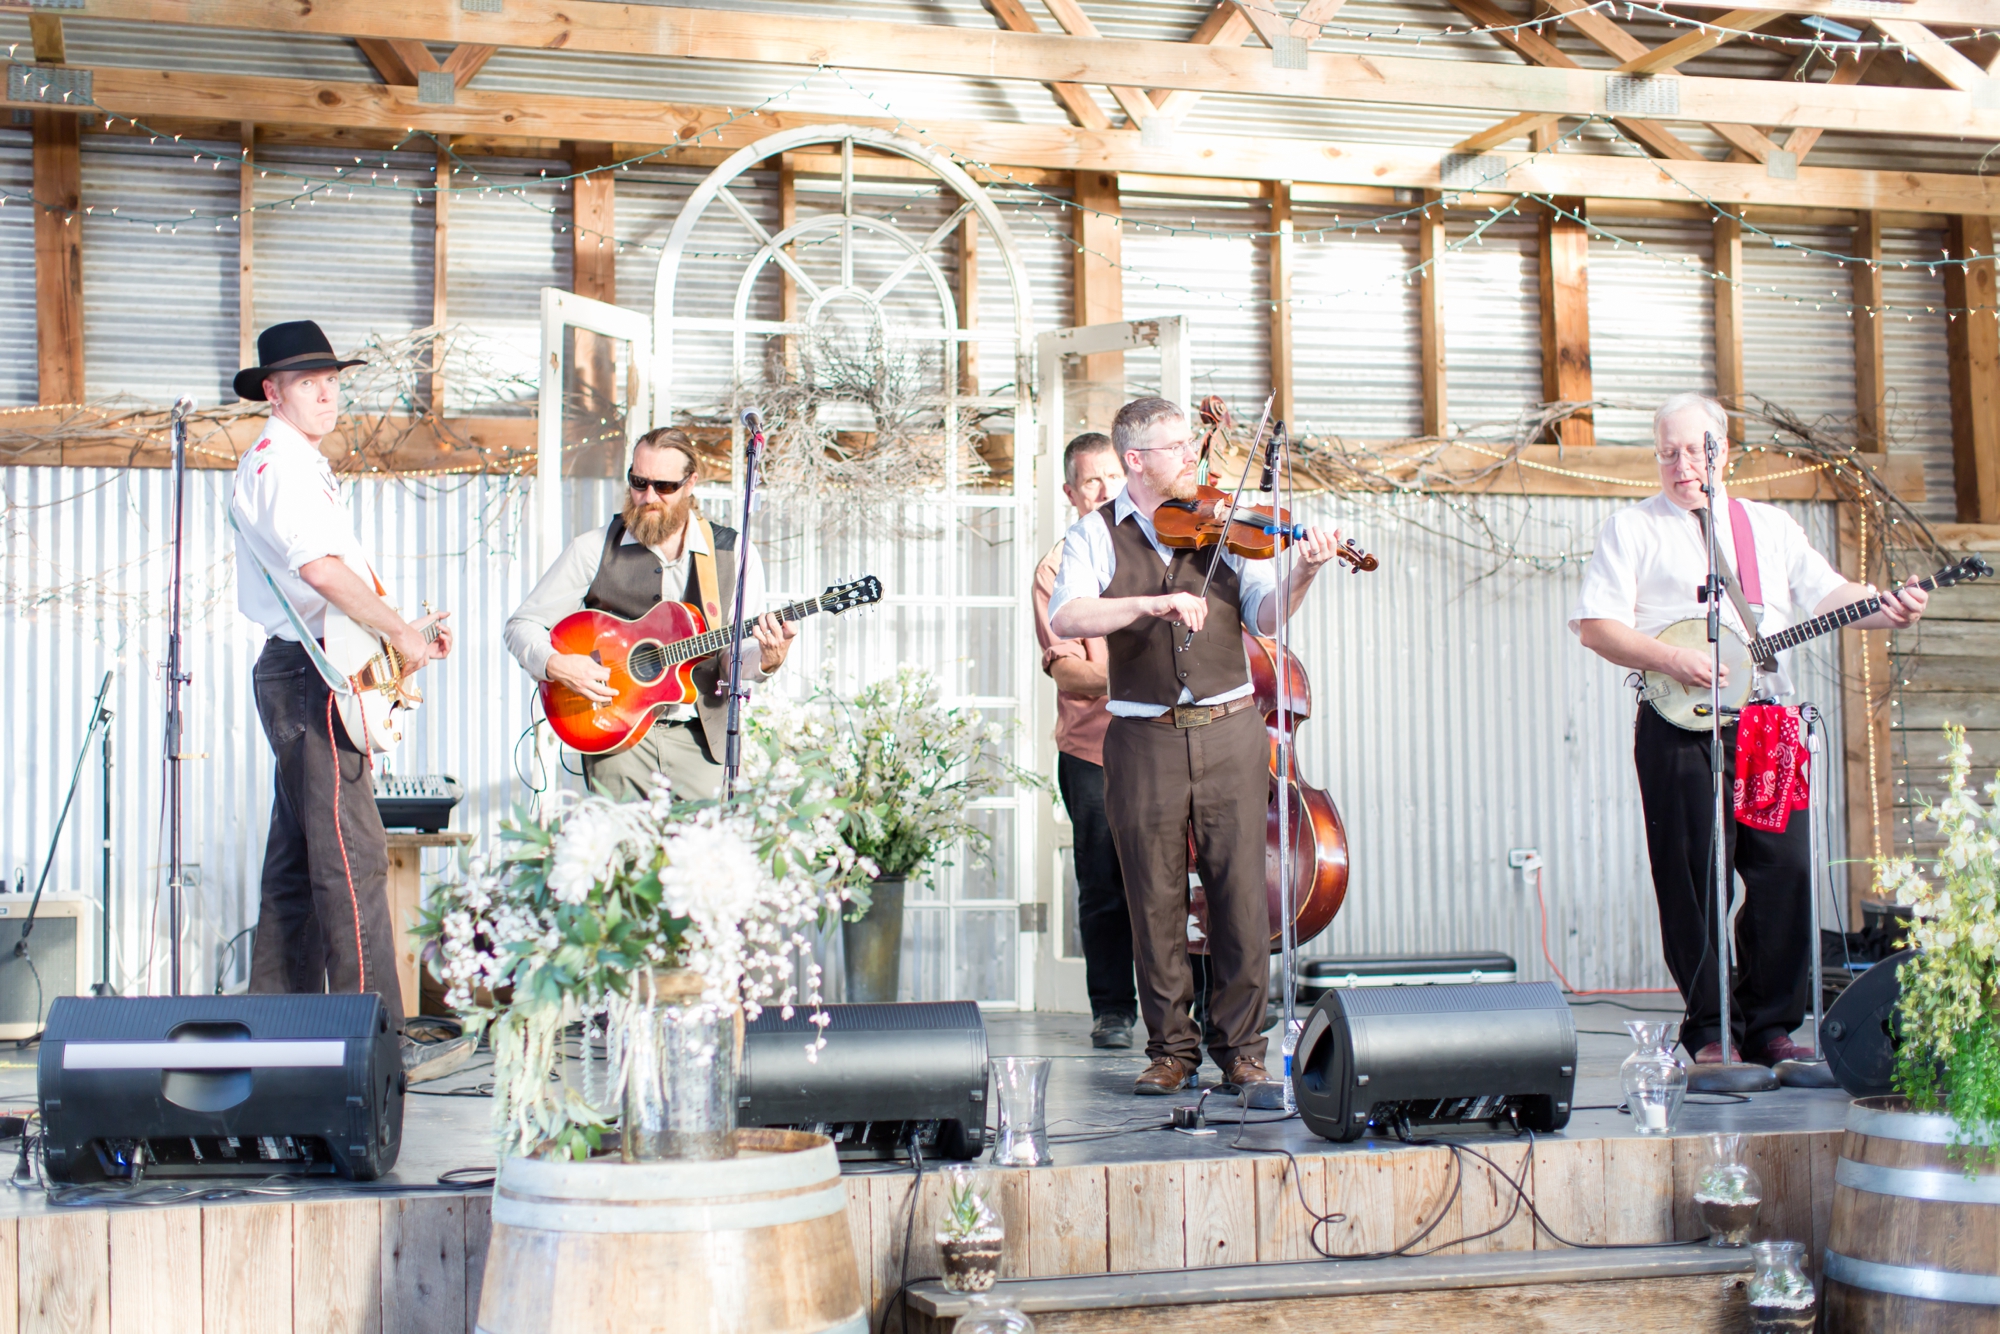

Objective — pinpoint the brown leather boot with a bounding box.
[1132,1056,1197,1096]
[1224,1056,1271,1089]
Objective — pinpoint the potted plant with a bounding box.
[416,730,866,1162]
[749,666,1035,1003]
[1875,723,2000,1159]
[935,1166,1004,1292]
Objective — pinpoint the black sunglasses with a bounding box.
[628,471,694,495]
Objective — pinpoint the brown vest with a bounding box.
[583,514,738,758]
[1100,501,1248,706]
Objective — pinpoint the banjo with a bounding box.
[1640,555,1992,731]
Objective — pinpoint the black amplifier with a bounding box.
[1294,980,1577,1142]
[739,1001,988,1161]
[38,993,403,1183]
[375,774,463,833]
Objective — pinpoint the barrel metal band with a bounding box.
[481,1313,866,1334]
[1836,1157,2000,1204]
[1825,1251,2000,1306]
[492,1181,846,1234]
[1845,1102,1959,1145]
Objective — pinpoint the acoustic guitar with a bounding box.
[1640,555,1991,730]
[541,575,883,755]
[323,606,445,755]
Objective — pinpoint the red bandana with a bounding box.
[1733,703,1808,832]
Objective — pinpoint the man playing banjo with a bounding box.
[504,427,796,802]
[1571,392,1927,1067]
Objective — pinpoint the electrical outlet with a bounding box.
[1507,848,1539,870]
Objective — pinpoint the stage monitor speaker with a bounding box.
[38,993,403,1184]
[739,1000,987,1162]
[1294,980,1577,1142]
[1822,946,1910,1098]
[0,896,98,1038]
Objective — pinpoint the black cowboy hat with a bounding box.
[233,320,366,402]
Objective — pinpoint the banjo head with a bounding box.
[1646,619,1755,730]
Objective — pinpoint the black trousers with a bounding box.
[1634,704,1808,1058]
[1056,752,1137,1023]
[248,639,405,1020]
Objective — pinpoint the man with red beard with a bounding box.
[1048,397,1344,1095]
[505,427,795,801]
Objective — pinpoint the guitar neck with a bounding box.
[1749,573,1941,658]
[665,596,824,666]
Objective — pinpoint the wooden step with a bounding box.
[906,1245,1756,1334]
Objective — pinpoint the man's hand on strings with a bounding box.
[1150,591,1208,633]
[753,611,797,673]
[1293,526,1345,575]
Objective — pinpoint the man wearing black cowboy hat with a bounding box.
[229,320,453,1023]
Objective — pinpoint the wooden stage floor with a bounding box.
[0,1005,1851,1332]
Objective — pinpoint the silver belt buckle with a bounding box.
[1172,704,1213,729]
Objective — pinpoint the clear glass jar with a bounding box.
[989,1057,1052,1167]
[1748,1240,1815,1333]
[622,975,737,1162]
[1693,1132,1763,1247]
[954,1294,1034,1334]
[1620,1020,1688,1135]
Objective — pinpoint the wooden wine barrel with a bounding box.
[1825,1096,2000,1332]
[477,1128,865,1334]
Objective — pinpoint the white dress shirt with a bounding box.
[504,515,769,718]
[1568,491,1847,699]
[1047,490,1276,718]
[230,415,375,642]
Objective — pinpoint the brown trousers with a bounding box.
[1101,707,1269,1070]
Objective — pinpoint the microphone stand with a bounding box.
[721,415,763,798]
[1776,704,1839,1086]
[166,398,192,996]
[1686,430,1778,1094]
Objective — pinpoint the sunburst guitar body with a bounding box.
[540,575,883,756]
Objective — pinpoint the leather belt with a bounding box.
[1152,695,1258,729]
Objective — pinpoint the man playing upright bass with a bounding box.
[1049,397,1345,1095]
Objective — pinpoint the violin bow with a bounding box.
[1181,391,1275,651]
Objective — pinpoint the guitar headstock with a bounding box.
[821,575,883,614]
[1936,555,1995,588]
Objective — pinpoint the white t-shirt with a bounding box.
[229,416,374,642]
[1568,491,1847,698]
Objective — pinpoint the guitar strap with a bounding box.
[690,512,724,630]
[1700,504,1777,674]
[226,509,354,697]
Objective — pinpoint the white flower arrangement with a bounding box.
[418,734,868,1160]
[1875,723,2000,1157]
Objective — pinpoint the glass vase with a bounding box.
[1748,1240,1815,1333]
[622,973,737,1162]
[1693,1132,1762,1247]
[988,1057,1053,1167]
[953,1293,1034,1334]
[1620,1020,1688,1135]
[937,1227,1005,1293]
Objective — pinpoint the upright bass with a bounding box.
[1166,396,1370,953]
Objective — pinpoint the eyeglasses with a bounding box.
[1654,445,1719,467]
[628,471,694,495]
[1127,440,1199,457]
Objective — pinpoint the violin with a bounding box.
[1188,629,1349,955]
[1153,484,1379,570]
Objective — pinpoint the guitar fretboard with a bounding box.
[1748,573,1943,659]
[628,595,830,680]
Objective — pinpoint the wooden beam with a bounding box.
[1153,1,1350,124]
[1419,192,1447,438]
[1944,214,2000,524]
[1268,180,1294,429]
[1852,211,1885,450]
[777,153,797,371]
[1615,9,1782,76]
[1072,169,1123,402]
[440,43,496,87]
[63,1,2000,142]
[1036,0,1155,127]
[28,14,64,64]
[1538,198,1593,448]
[957,212,979,395]
[354,38,421,86]
[237,121,255,381]
[569,141,615,304]
[33,110,83,406]
[45,66,2000,215]
[431,140,449,412]
[1714,209,1745,444]
[1781,51,1880,164]
[1873,19,1996,93]
[983,0,1112,132]
[1836,502,1893,914]
[1660,0,1988,19]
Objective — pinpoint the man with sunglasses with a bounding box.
[505,427,795,801]
[1571,392,1927,1067]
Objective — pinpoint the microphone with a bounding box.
[741,408,764,437]
[172,395,196,420]
[1260,421,1285,492]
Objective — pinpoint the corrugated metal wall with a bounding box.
[1441,212,1541,434]
[1879,229,1957,524]
[1291,205,1424,441]
[80,135,239,407]
[0,130,34,408]
[1741,223,1857,433]
[1587,216,1716,444]
[1121,195,1270,410]
[444,155,571,415]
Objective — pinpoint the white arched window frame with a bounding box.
[651,127,1041,1007]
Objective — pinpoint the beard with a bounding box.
[1155,461,1198,503]
[623,488,694,549]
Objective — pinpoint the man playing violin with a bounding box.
[504,427,796,802]
[1048,396,1345,1095]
